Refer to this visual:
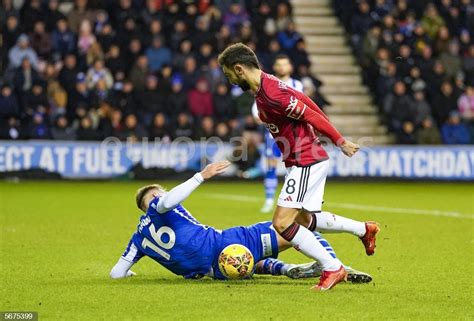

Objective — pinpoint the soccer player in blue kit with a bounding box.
[110,161,372,284]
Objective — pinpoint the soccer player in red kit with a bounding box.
[218,43,380,291]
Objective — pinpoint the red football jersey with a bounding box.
[255,72,345,167]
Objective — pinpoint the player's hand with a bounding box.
[200,161,231,180]
[340,140,360,157]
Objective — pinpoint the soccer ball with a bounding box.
[218,244,255,279]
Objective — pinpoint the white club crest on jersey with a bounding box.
[264,122,279,133]
[285,96,306,120]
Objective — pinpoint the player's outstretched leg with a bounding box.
[302,211,381,256]
[255,258,321,279]
[273,206,347,291]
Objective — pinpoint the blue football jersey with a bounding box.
[122,197,222,278]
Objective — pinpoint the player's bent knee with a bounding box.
[272,207,299,233]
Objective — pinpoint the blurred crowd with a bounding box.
[0,0,325,142]
[335,0,474,144]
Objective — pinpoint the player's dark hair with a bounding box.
[135,184,163,212]
[218,43,260,69]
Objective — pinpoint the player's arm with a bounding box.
[156,160,231,213]
[110,257,136,279]
[110,238,143,279]
[284,94,360,157]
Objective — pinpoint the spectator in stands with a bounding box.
[277,21,302,52]
[260,39,283,72]
[0,117,22,140]
[85,59,113,90]
[351,0,372,52]
[376,62,397,105]
[457,85,474,121]
[29,112,51,139]
[67,0,95,34]
[441,111,470,144]
[187,78,214,118]
[421,4,446,39]
[67,74,94,118]
[77,20,96,56]
[439,40,462,79]
[51,115,76,140]
[434,26,451,55]
[146,36,171,73]
[122,114,147,142]
[223,3,249,35]
[25,81,49,114]
[395,44,415,78]
[45,0,65,32]
[290,39,311,70]
[412,90,432,126]
[170,20,188,52]
[215,122,231,142]
[52,18,76,58]
[193,16,216,50]
[138,75,164,126]
[105,45,125,76]
[76,115,99,140]
[432,80,458,126]
[213,82,236,122]
[148,112,171,141]
[384,81,415,131]
[96,23,115,55]
[361,24,382,70]
[397,121,417,144]
[2,15,21,57]
[425,61,447,99]
[47,81,68,118]
[196,116,215,139]
[0,84,19,119]
[21,0,44,32]
[58,54,78,94]
[172,112,194,139]
[275,2,292,31]
[416,116,442,145]
[129,55,148,92]
[8,34,39,70]
[110,79,138,116]
[30,21,52,59]
[216,25,232,53]
[166,76,188,121]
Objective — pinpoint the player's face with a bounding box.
[222,65,250,91]
[142,188,162,211]
[273,59,292,78]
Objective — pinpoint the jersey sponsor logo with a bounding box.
[285,96,307,120]
[261,233,273,257]
[263,122,279,134]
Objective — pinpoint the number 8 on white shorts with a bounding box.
[277,160,330,212]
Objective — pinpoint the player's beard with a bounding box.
[237,79,251,91]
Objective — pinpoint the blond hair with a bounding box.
[135,184,164,211]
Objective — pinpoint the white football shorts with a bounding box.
[277,160,329,212]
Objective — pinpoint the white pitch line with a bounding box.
[205,193,474,220]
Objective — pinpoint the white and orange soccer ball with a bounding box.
[218,244,255,279]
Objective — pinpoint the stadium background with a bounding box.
[0,0,473,320]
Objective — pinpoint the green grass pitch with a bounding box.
[0,180,473,321]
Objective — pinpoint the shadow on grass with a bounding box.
[77,275,315,287]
